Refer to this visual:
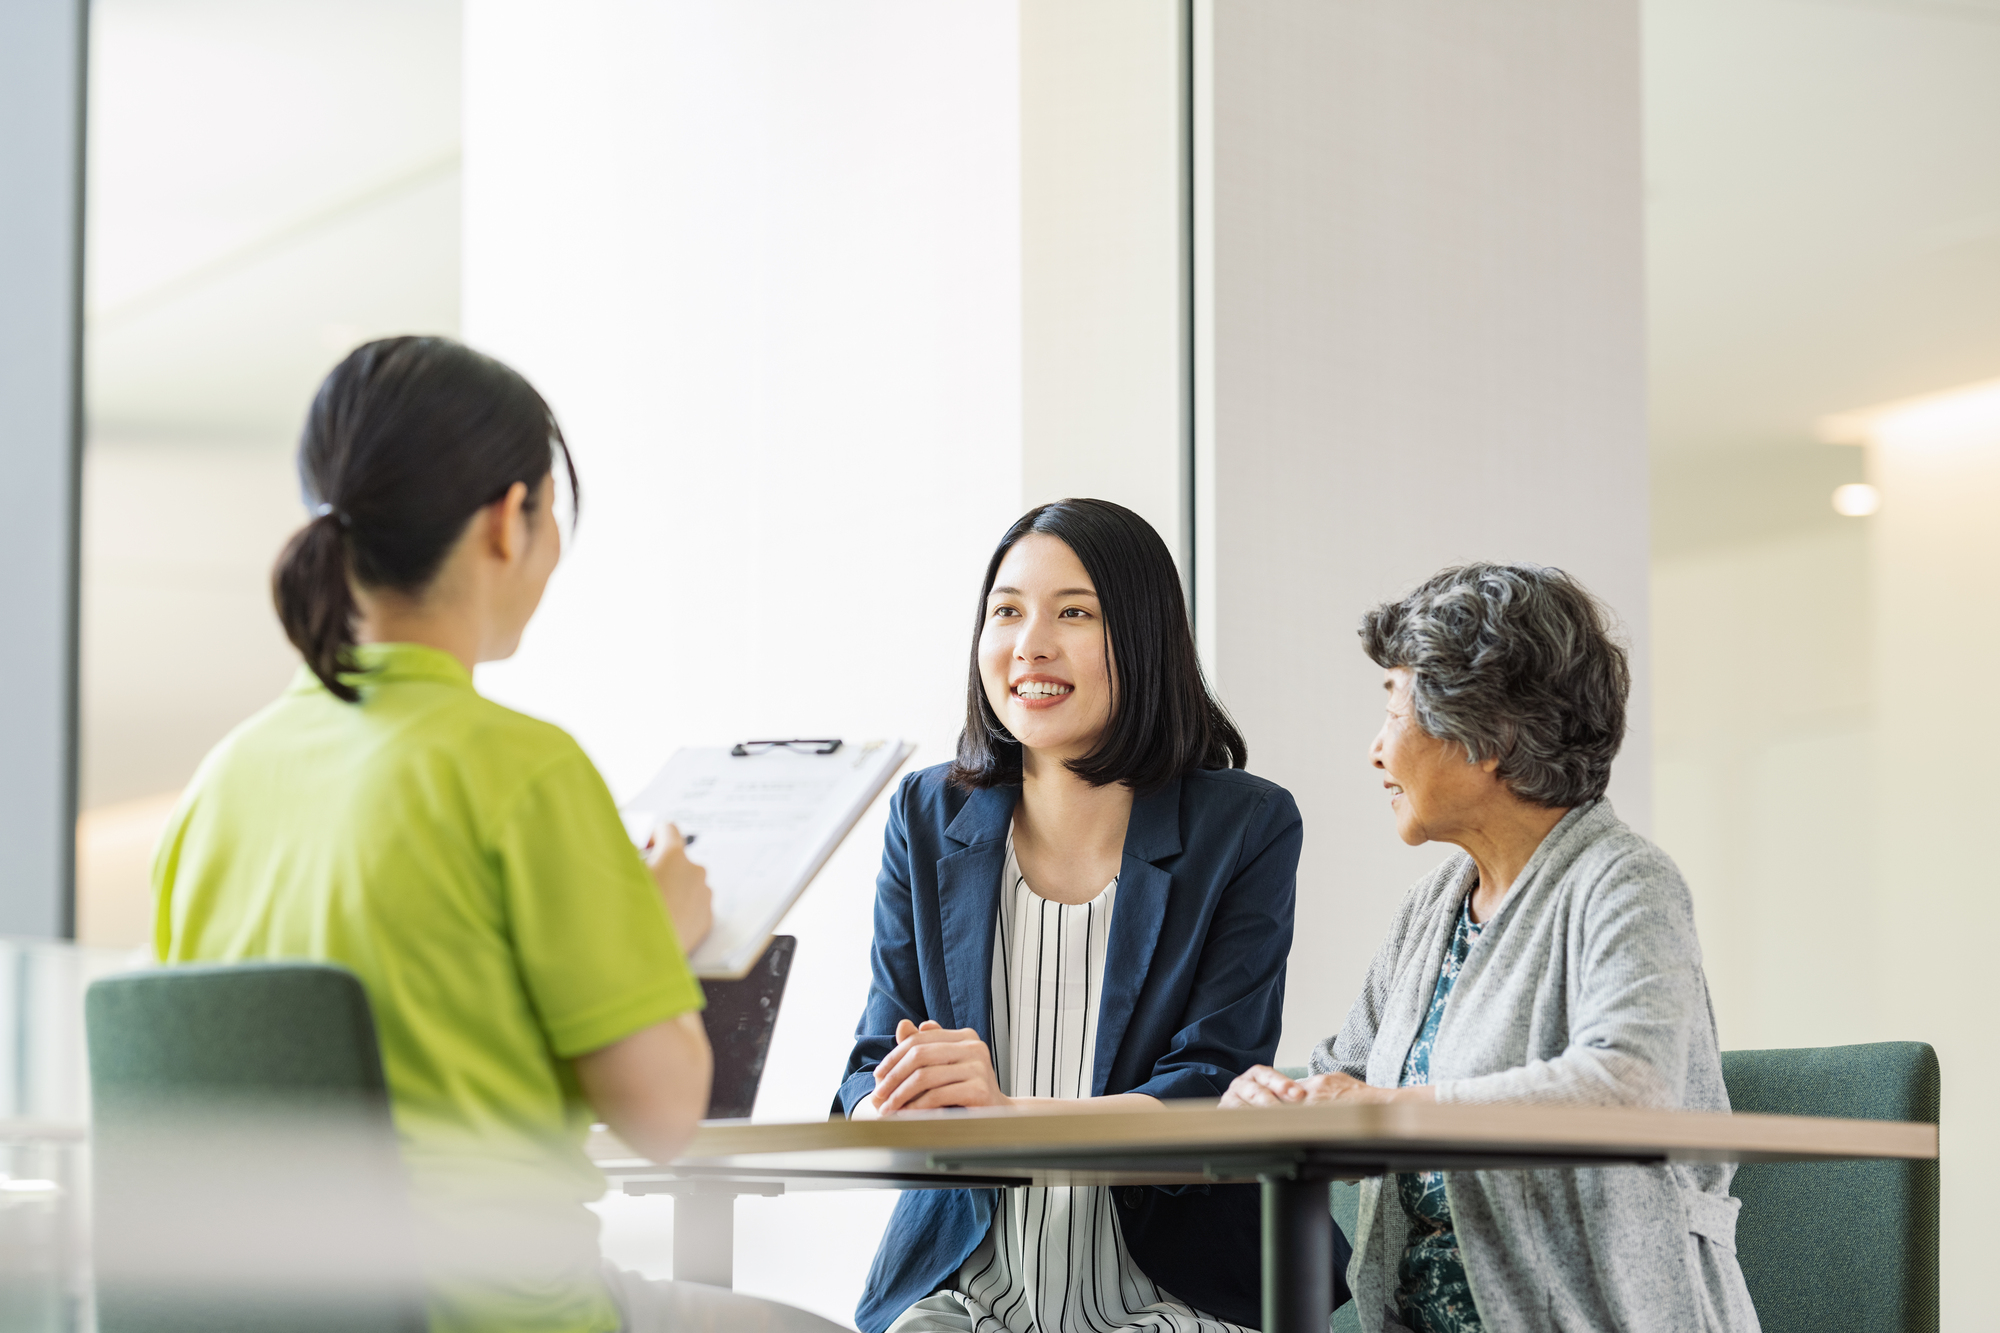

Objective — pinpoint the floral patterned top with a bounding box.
[1394,895,1486,1333]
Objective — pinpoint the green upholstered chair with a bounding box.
[1328,1178,1363,1333]
[1290,1044,1941,1333]
[85,962,426,1333]
[1722,1041,1940,1333]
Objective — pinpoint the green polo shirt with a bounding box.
[152,642,702,1333]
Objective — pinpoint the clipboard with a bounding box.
[622,737,915,978]
[699,934,795,1119]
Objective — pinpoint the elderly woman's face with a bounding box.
[1371,667,1502,846]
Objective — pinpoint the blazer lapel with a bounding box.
[1092,778,1183,1096]
[935,785,1017,1039]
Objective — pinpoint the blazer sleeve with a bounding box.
[1124,784,1303,1103]
[834,773,925,1117]
[1434,850,1698,1108]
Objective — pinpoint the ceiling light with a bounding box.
[1821,376,2000,449]
[0,1179,60,1195]
[1831,483,1880,517]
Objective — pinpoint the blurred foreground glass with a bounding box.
[0,937,615,1332]
[0,1140,88,1333]
[91,1112,424,1333]
[0,937,139,1332]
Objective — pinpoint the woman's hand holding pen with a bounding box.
[645,822,714,953]
[870,1019,1012,1115]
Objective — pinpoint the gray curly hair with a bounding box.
[1360,563,1629,809]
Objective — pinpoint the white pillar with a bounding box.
[1020,1,1190,578]
[1193,0,1651,1060]
[0,0,87,938]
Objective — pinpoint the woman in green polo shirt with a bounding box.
[153,337,842,1333]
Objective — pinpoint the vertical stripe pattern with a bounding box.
[935,842,1245,1333]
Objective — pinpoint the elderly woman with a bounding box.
[1223,563,1758,1333]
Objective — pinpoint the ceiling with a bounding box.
[85,0,461,440]
[1646,0,2000,453]
[1644,0,2000,551]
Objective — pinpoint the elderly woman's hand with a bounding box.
[1220,1065,1308,1107]
[1221,1066,1437,1108]
[1296,1072,1436,1105]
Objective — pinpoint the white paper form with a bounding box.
[621,739,915,978]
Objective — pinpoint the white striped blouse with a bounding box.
[937,842,1246,1333]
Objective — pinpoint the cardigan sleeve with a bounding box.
[1433,849,1697,1108]
[1309,862,1449,1080]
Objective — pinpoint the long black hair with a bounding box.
[948,498,1245,793]
[271,336,577,702]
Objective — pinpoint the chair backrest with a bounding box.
[86,962,426,1333]
[88,962,392,1114]
[1722,1042,1940,1333]
[1294,1047,1942,1333]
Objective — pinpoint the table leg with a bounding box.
[1261,1172,1332,1333]
[672,1185,737,1288]
[624,1178,784,1289]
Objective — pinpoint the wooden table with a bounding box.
[590,1098,1936,1332]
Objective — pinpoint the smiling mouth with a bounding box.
[1386,783,1404,800]
[1013,681,1073,700]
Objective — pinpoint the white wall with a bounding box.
[1652,527,1876,1046]
[1194,0,1652,1065]
[1870,394,1999,1326]
[462,3,1020,1323]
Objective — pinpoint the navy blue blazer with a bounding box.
[837,762,1350,1331]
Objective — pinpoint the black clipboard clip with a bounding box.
[730,738,843,757]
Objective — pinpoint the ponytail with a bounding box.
[274,511,364,702]
[271,336,577,703]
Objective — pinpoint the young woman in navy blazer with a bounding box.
[837,499,1350,1332]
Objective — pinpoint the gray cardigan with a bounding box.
[1312,801,1761,1333]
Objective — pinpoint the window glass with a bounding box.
[1647,5,1998,1315]
[79,0,462,945]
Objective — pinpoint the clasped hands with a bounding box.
[1219,1065,1435,1108]
[863,1031,1436,1115]
[867,1019,1011,1116]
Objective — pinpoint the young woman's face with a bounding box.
[979,534,1116,766]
